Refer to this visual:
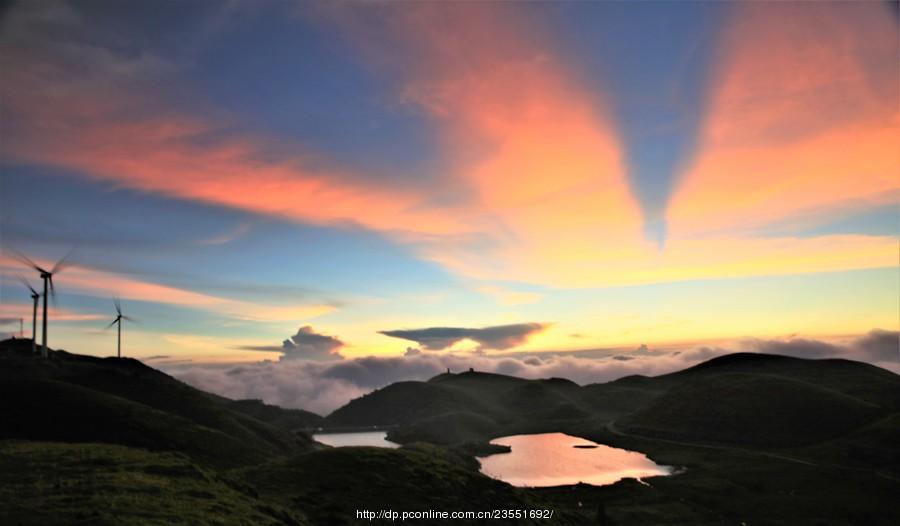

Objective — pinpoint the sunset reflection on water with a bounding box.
[478,432,672,487]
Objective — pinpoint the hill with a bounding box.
[325,380,501,428]
[3,339,899,525]
[618,372,886,446]
[0,339,585,525]
[0,441,309,526]
[238,442,579,525]
[386,411,499,444]
[327,352,900,449]
[320,354,900,524]
[326,371,592,441]
[0,339,315,467]
[227,399,324,431]
[670,352,900,410]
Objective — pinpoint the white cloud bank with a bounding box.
[159,329,899,415]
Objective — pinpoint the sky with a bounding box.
[0,1,898,412]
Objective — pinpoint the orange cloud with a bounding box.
[0,255,333,322]
[2,1,646,287]
[2,1,894,291]
[364,4,895,287]
[669,1,899,237]
[0,3,465,239]
[0,303,106,323]
[2,98,465,238]
[328,2,644,284]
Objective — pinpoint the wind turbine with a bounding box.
[105,297,136,358]
[19,278,40,355]
[16,250,72,358]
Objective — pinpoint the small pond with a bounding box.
[312,431,400,449]
[478,432,673,487]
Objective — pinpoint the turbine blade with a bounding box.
[10,250,46,273]
[122,315,139,324]
[105,319,118,330]
[114,297,121,316]
[48,276,58,306]
[51,247,75,274]
[17,275,37,295]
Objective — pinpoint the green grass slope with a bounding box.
[501,381,590,420]
[386,412,499,445]
[239,443,580,525]
[0,441,308,526]
[0,339,314,467]
[579,375,669,418]
[329,352,900,452]
[671,352,900,409]
[228,399,324,431]
[327,372,595,441]
[325,380,499,427]
[619,372,886,446]
[0,379,279,468]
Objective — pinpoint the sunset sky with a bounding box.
[0,0,897,397]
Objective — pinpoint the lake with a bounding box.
[312,431,400,448]
[478,432,673,487]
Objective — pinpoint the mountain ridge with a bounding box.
[2,338,898,525]
[321,350,900,449]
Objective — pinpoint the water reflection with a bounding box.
[478,432,672,487]
[313,431,400,448]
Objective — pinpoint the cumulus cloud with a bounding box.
[740,330,900,364]
[742,337,842,360]
[379,322,546,350]
[851,329,900,363]
[238,326,344,361]
[164,329,899,415]
[163,348,735,415]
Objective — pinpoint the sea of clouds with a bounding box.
[155,328,899,415]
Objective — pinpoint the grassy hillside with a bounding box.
[3,339,898,525]
[619,372,885,446]
[0,378,279,468]
[0,441,309,526]
[330,352,900,452]
[228,399,324,431]
[326,372,598,440]
[671,352,900,410]
[0,339,313,467]
[238,443,580,525]
[386,412,499,444]
[325,380,501,427]
[579,375,669,418]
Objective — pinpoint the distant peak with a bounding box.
[684,352,806,372]
[427,372,456,382]
[427,369,522,383]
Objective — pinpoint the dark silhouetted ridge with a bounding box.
[327,348,900,448]
[680,351,798,371]
[0,339,316,468]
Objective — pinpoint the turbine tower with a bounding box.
[20,278,40,355]
[16,251,72,358]
[106,297,135,358]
